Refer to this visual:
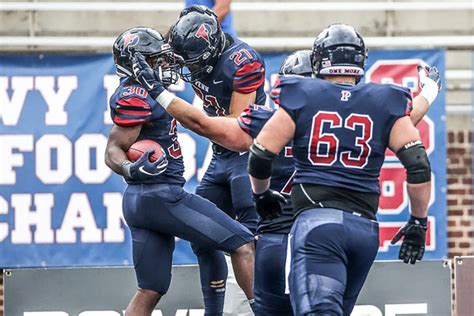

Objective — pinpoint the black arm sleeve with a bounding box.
[396,140,431,184]
[248,141,276,180]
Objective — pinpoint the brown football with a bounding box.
[126,139,164,162]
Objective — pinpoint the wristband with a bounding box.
[409,215,427,227]
[419,79,438,105]
[121,160,132,178]
[156,90,175,110]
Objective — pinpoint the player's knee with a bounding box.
[233,241,255,258]
[308,274,344,315]
[293,274,344,316]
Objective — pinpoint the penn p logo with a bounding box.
[122,33,140,56]
[341,90,351,101]
[195,24,210,43]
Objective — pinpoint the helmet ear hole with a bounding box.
[112,27,179,84]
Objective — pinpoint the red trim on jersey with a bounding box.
[115,108,152,117]
[234,71,264,85]
[117,97,151,108]
[113,116,149,126]
[234,76,265,94]
[235,61,263,76]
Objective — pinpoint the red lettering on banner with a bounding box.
[378,217,435,252]
[365,59,423,97]
[378,165,408,215]
[385,117,434,159]
[365,59,435,160]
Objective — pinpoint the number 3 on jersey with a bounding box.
[308,111,373,168]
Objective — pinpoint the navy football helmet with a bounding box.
[311,24,367,79]
[113,27,179,85]
[168,5,226,82]
[279,50,313,77]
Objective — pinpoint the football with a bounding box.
[126,139,165,162]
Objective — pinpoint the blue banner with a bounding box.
[0,49,446,267]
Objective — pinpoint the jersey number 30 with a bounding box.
[308,111,373,168]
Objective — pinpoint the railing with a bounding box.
[1,35,473,50]
[1,1,473,12]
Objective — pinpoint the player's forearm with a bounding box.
[409,95,430,126]
[167,98,211,134]
[105,145,129,176]
[249,176,271,194]
[407,181,431,218]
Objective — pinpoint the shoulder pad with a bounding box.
[227,46,265,94]
[237,104,275,138]
[271,75,310,111]
[109,84,153,127]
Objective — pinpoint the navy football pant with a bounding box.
[194,152,258,315]
[254,233,293,316]
[289,208,379,316]
[122,183,254,295]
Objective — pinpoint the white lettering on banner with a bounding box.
[79,312,120,316]
[0,76,34,126]
[351,305,383,316]
[350,303,428,316]
[56,193,102,243]
[23,306,429,316]
[1,192,125,244]
[36,134,73,184]
[103,75,120,125]
[0,196,9,242]
[103,192,126,243]
[0,135,34,184]
[35,76,77,125]
[24,311,201,316]
[24,313,68,316]
[11,194,55,244]
[385,304,427,316]
[75,134,111,184]
[178,132,197,181]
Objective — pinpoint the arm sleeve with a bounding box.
[237,104,275,138]
[233,60,265,94]
[110,97,153,127]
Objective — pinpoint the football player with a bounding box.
[130,43,441,315]
[104,27,255,316]
[167,5,265,314]
[247,24,437,315]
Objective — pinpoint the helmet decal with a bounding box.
[195,24,211,44]
[122,33,140,56]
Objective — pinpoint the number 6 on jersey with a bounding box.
[308,111,373,168]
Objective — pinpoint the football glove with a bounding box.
[390,215,427,265]
[121,149,168,181]
[418,65,441,105]
[253,189,287,221]
[131,53,166,100]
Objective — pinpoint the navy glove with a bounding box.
[390,215,427,265]
[131,53,166,99]
[121,149,168,181]
[253,190,287,221]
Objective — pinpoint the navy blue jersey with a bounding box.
[272,76,410,195]
[192,35,266,118]
[238,104,295,234]
[109,78,185,185]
